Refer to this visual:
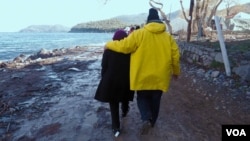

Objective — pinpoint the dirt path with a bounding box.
[1,47,249,141]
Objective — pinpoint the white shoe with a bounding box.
[113,129,120,137]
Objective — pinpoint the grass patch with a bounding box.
[210,60,225,70]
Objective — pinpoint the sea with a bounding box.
[0,32,113,61]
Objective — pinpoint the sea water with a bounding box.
[0,32,113,61]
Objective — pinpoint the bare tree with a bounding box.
[149,0,173,34]
[180,0,223,39]
[206,0,223,27]
[180,0,194,42]
[223,0,237,16]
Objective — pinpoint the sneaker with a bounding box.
[113,129,120,137]
[140,120,152,135]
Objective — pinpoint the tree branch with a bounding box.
[180,0,190,22]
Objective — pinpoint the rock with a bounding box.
[247,91,250,96]
[13,56,23,63]
[0,62,8,68]
[37,48,53,58]
[232,65,250,81]
[196,68,205,77]
[211,71,220,78]
[214,53,223,63]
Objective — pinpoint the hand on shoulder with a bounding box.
[104,45,108,50]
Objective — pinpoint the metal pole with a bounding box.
[214,16,231,76]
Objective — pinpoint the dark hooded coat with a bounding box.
[94,49,134,102]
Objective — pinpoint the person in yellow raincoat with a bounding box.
[105,8,181,134]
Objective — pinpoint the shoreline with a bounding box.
[0,46,104,69]
[1,43,249,94]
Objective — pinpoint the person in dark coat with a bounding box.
[94,29,134,137]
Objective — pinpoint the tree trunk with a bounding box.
[187,0,194,42]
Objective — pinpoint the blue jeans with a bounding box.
[136,90,162,125]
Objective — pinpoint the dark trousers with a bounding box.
[109,101,129,130]
[137,90,162,125]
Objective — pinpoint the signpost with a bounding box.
[214,16,231,76]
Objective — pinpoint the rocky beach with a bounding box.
[0,45,250,141]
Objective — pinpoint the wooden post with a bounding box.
[214,16,231,76]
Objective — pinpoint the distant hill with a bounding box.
[115,10,183,24]
[114,13,148,25]
[21,3,249,33]
[69,10,183,33]
[19,25,70,33]
[217,2,250,16]
[69,18,128,33]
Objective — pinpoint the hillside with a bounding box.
[69,19,129,33]
[69,10,182,33]
[217,2,250,16]
[19,25,70,33]
[114,13,148,25]
[18,3,250,33]
[69,2,250,33]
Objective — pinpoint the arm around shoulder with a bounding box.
[105,34,137,54]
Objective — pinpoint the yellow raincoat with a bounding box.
[106,22,180,92]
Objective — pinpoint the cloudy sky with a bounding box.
[0,0,248,32]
